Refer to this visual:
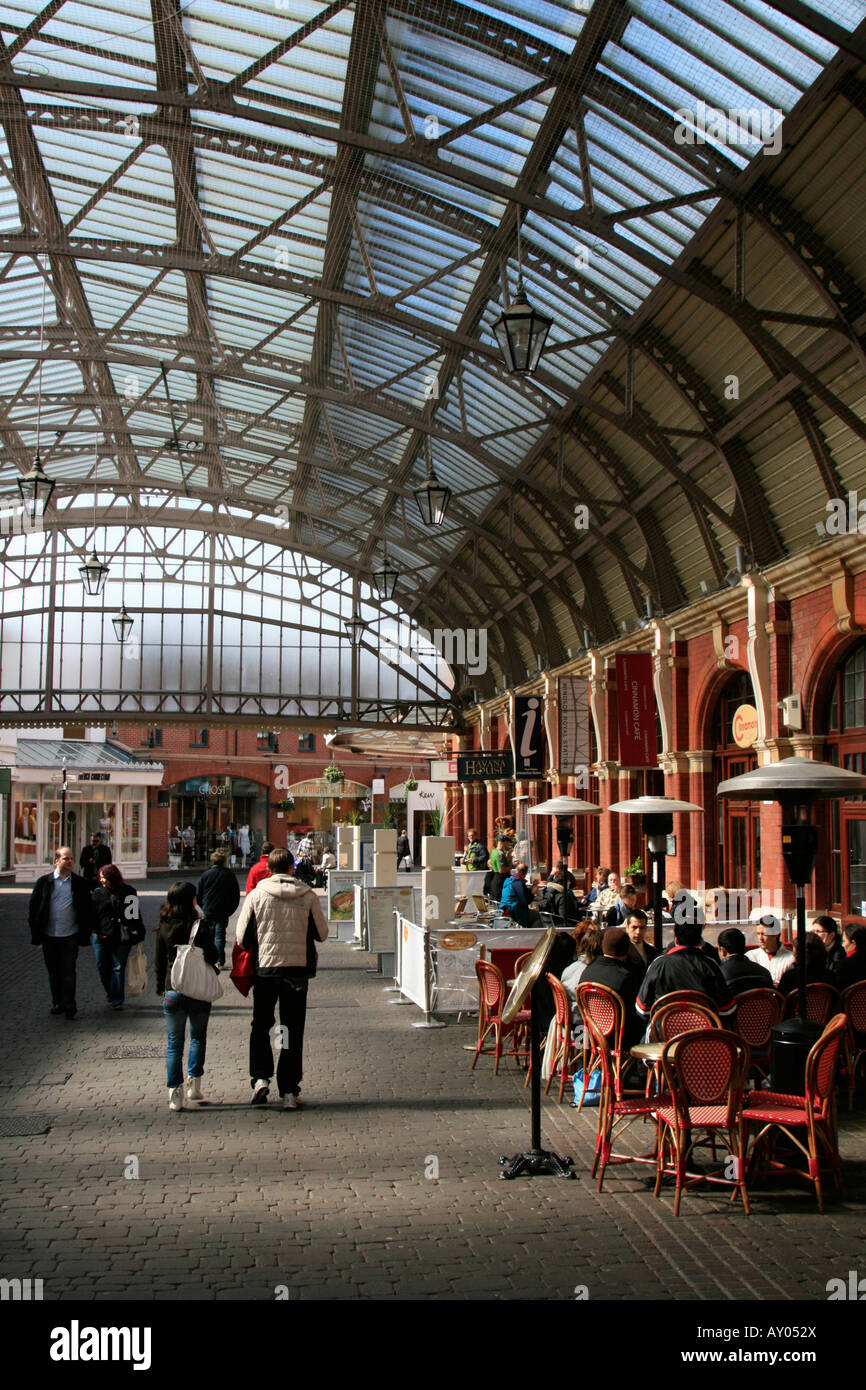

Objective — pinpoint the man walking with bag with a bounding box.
[234,848,329,1110]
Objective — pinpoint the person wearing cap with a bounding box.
[636,919,736,1024]
[581,927,645,1048]
[717,927,773,995]
[749,915,793,987]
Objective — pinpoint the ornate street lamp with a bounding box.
[414,439,451,527]
[608,794,704,952]
[17,456,55,526]
[343,610,366,645]
[111,606,134,643]
[492,216,552,374]
[717,755,866,1088]
[371,545,400,600]
[79,548,110,596]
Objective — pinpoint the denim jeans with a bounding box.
[203,919,228,968]
[163,990,212,1089]
[92,933,132,1006]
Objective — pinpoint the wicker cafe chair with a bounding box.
[733,988,785,1084]
[783,981,839,1026]
[573,982,630,1111]
[644,1000,722,1096]
[539,972,579,1103]
[841,981,866,1110]
[471,960,530,1074]
[654,1029,751,1216]
[741,1014,848,1212]
[583,1011,663,1192]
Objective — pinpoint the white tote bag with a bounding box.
[127,943,148,997]
[170,922,224,1003]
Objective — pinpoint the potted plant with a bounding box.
[404,773,418,792]
[625,854,646,888]
[323,763,345,785]
[275,797,295,812]
[429,804,444,836]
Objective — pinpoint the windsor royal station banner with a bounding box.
[615,653,658,768]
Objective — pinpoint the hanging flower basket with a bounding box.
[404,776,418,792]
[275,797,295,811]
[323,764,345,785]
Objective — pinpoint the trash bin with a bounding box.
[770,1018,823,1093]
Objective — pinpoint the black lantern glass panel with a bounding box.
[492,287,552,374]
[16,456,55,526]
[79,549,110,596]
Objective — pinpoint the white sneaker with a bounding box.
[251,1079,270,1105]
[185,1076,203,1106]
[283,1093,299,1111]
[168,1086,184,1111]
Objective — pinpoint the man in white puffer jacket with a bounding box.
[235,847,329,1110]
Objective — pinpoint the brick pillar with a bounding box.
[484,780,496,848]
[665,752,694,887]
[445,783,463,845]
[688,751,715,889]
[597,761,620,871]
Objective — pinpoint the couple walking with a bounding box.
[157,848,329,1112]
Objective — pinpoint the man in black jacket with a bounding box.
[582,928,644,1049]
[810,915,848,980]
[717,927,773,995]
[196,850,241,968]
[636,919,736,1025]
[29,845,96,1018]
[79,832,112,883]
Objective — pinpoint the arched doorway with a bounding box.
[824,640,866,915]
[711,671,760,890]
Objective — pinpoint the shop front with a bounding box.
[278,778,372,846]
[168,775,268,867]
[8,740,164,882]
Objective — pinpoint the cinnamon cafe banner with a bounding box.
[615,653,658,767]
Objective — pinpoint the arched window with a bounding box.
[711,671,759,891]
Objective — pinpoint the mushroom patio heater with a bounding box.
[717,756,866,1091]
[608,795,704,952]
[527,795,602,935]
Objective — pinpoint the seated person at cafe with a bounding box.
[636,918,736,1025]
[579,866,608,912]
[582,928,645,1049]
[499,863,540,929]
[606,883,639,927]
[624,908,661,977]
[595,871,622,914]
[839,923,866,988]
[717,927,773,994]
[778,931,830,996]
[669,889,719,960]
[539,868,581,922]
[561,924,604,1004]
[748,914,793,986]
[809,914,848,979]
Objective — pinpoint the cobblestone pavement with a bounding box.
[1,880,865,1302]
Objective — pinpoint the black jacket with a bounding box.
[839,949,866,990]
[195,864,240,923]
[92,884,141,943]
[29,871,96,945]
[636,945,736,1021]
[720,952,773,995]
[155,916,218,994]
[79,843,112,882]
[581,955,644,1049]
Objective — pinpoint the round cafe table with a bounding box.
[630,1040,666,1099]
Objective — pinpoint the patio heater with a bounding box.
[608,795,704,951]
[527,795,602,934]
[717,756,866,1091]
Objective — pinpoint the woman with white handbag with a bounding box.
[155,881,221,1112]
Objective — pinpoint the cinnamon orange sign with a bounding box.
[732,704,758,748]
[439,931,477,950]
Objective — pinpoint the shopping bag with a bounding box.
[127,943,148,997]
[170,923,224,1002]
[572,1067,602,1107]
[229,940,255,998]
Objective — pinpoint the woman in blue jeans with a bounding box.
[91,864,140,1009]
[155,882,219,1112]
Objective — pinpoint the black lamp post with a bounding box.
[608,795,704,952]
[718,756,866,1090]
[527,795,602,935]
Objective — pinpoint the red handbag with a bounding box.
[229,940,255,997]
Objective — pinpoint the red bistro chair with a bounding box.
[741,1014,848,1212]
[654,1029,751,1216]
[574,982,630,1110]
[841,981,866,1110]
[471,960,530,1074]
[583,1011,665,1192]
[733,988,785,1084]
[537,972,578,1103]
[783,982,839,1026]
[644,1000,721,1097]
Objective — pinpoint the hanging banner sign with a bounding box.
[558,676,590,775]
[732,704,758,748]
[616,653,658,768]
[457,751,513,782]
[513,695,545,779]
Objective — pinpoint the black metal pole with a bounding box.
[795,882,807,1024]
[651,847,664,953]
[529,982,542,1153]
[61,771,67,847]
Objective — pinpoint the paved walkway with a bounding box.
[1,880,865,1301]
